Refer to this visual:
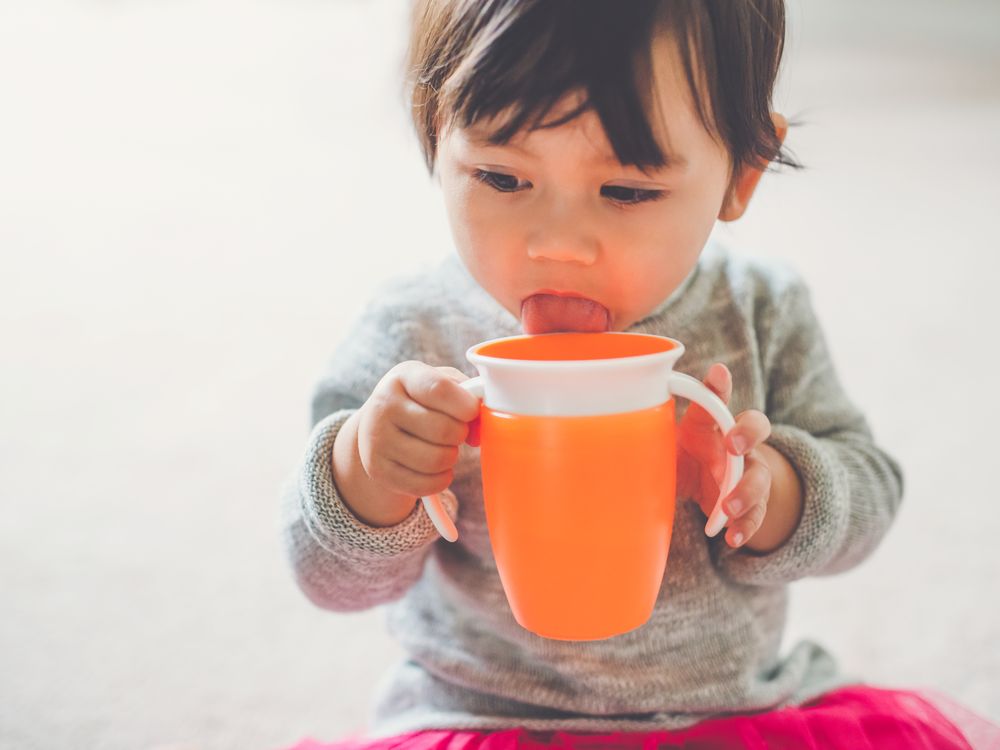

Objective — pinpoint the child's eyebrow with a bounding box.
[467,129,687,173]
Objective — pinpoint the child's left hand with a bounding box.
[676,362,773,548]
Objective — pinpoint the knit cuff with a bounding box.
[711,422,851,585]
[298,409,458,559]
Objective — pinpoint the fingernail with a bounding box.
[732,532,744,547]
[727,498,743,515]
[705,513,726,538]
[731,436,747,454]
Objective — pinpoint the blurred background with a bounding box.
[1,0,998,748]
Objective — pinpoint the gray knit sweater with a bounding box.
[281,238,904,738]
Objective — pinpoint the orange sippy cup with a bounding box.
[421,332,743,641]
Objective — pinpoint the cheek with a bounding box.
[617,199,704,257]
[446,189,516,257]
[442,179,485,250]
[651,183,724,257]
[441,188,516,284]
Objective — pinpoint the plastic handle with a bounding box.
[421,376,485,542]
[668,372,745,538]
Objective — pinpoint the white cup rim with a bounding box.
[466,331,685,370]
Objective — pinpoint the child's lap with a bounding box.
[282,684,999,750]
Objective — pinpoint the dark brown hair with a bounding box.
[403,0,801,196]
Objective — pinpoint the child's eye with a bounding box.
[600,185,667,207]
[473,169,530,193]
[473,169,666,208]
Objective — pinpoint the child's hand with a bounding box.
[676,363,773,548]
[357,361,481,500]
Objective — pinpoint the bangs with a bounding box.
[438,1,672,171]
[406,0,797,180]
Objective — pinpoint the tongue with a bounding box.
[521,294,611,335]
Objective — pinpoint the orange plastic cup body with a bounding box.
[479,399,676,641]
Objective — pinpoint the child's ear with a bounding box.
[718,112,788,222]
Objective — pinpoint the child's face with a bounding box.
[436,35,749,334]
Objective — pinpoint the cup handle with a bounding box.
[421,376,485,542]
[668,372,745,538]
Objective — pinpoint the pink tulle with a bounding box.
[280,685,1000,750]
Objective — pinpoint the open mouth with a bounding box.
[520,292,611,335]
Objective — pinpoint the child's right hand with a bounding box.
[355,361,482,500]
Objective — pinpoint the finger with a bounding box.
[398,362,481,422]
[726,499,768,548]
[437,366,466,378]
[393,396,471,447]
[435,367,482,447]
[720,452,772,519]
[380,456,454,499]
[725,410,772,456]
[386,424,461,476]
[437,366,471,385]
[706,362,732,403]
[465,414,481,447]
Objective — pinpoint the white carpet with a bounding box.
[1,1,997,748]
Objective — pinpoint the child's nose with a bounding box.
[525,211,600,265]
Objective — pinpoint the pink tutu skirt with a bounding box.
[281,685,1000,750]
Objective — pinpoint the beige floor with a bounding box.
[1,1,998,748]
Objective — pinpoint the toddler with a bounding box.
[281,1,1000,747]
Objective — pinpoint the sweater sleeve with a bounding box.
[711,276,904,586]
[280,295,458,613]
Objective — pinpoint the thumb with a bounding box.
[437,366,470,383]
